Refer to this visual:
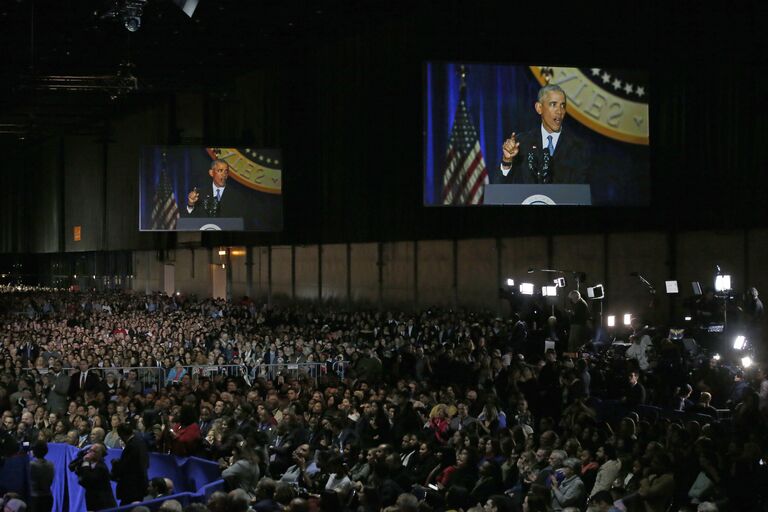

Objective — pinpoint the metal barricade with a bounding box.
[21,361,350,391]
[88,366,166,392]
[182,361,349,387]
[186,364,245,379]
[21,367,74,381]
[251,361,350,385]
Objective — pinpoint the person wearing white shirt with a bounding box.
[626,335,650,371]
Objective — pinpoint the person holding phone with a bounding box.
[549,458,585,511]
[167,405,201,457]
[279,444,317,490]
[69,443,117,511]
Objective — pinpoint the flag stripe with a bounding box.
[453,150,482,204]
[440,96,487,206]
[151,163,180,230]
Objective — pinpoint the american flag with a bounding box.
[441,88,488,205]
[150,160,179,230]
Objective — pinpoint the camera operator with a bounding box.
[68,443,116,511]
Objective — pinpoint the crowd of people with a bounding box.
[0,286,767,512]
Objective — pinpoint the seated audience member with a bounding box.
[590,444,621,497]
[253,478,281,512]
[689,391,719,419]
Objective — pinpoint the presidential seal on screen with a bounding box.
[206,147,282,194]
[530,66,649,145]
[521,194,557,206]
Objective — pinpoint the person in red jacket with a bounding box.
[168,405,201,456]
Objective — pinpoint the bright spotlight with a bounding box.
[741,356,753,368]
[684,316,692,321]
[519,283,534,295]
[218,250,227,256]
[505,278,514,287]
[712,353,721,361]
[587,285,605,299]
[733,335,747,350]
[623,314,632,326]
[607,315,616,327]
[542,286,557,297]
[715,274,731,292]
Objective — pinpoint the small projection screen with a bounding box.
[139,146,283,231]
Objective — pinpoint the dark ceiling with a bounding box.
[1,0,766,142]
[0,0,409,139]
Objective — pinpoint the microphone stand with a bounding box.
[630,273,658,323]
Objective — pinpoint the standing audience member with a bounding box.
[110,423,149,505]
[28,441,54,512]
[69,443,116,511]
[168,405,201,456]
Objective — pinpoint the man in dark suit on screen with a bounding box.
[499,84,592,184]
[181,159,251,221]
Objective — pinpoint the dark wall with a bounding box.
[1,2,767,254]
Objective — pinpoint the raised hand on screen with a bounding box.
[187,187,200,207]
[502,133,520,164]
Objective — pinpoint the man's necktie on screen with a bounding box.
[547,135,554,156]
[215,189,221,202]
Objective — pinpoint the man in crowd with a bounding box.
[69,443,116,511]
[111,423,149,505]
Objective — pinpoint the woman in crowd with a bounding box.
[221,439,261,496]
[167,404,201,456]
[104,414,124,449]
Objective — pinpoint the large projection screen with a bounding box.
[424,62,650,207]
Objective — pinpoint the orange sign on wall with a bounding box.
[73,226,81,242]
